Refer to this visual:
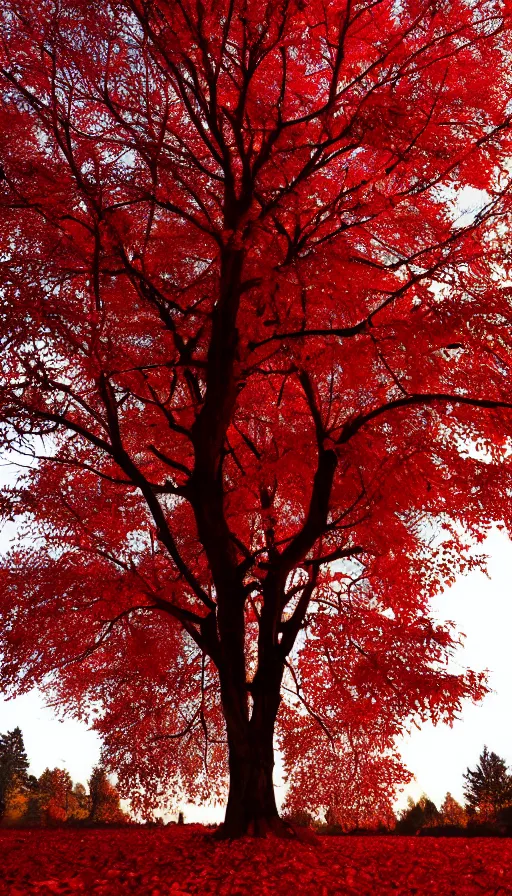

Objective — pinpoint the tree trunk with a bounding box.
[221,729,279,837]
[219,665,284,838]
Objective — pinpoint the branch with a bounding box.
[152,710,200,741]
[53,604,161,669]
[305,545,365,568]
[247,264,452,353]
[337,392,512,445]
[276,371,338,575]
[25,389,214,612]
[279,572,318,658]
[282,661,336,747]
[147,444,192,478]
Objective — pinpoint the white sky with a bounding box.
[396,525,512,811]
[1,524,511,822]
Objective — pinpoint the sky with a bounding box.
[396,526,512,810]
[1,522,512,821]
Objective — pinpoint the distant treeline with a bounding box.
[0,727,128,827]
[285,746,512,836]
[394,746,512,837]
[3,726,511,834]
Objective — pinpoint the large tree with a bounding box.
[2,0,512,836]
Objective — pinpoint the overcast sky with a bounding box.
[396,526,512,810]
[1,520,511,821]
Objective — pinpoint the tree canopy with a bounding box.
[89,765,127,824]
[2,0,512,834]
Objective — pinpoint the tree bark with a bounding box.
[219,663,285,838]
[221,730,279,837]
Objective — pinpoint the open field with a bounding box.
[1,827,512,895]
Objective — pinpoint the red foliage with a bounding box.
[38,770,74,827]
[1,828,512,896]
[2,0,512,832]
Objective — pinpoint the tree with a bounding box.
[88,766,127,824]
[396,795,440,834]
[463,747,512,822]
[439,792,467,828]
[37,768,74,825]
[23,775,44,827]
[280,701,409,832]
[0,728,29,821]
[1,780,29,826]
[420,795,441,829]
[396,797,423,835]
[1,772,38,827]
[68,782,91,822]
[2,0,512,837]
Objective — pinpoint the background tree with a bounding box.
[439,792,467,828]
[88,766,127,824]
[396,795,440,834]
[420,795,441,829]
[1,779,29,826]
[0,772,38,826]
[2,0,512,836]
[68,782,91,822]
[23,775,43,827]
[396,797,423,835]
[463,747,512,822]
[37,768,74,826]
[0,727,29,821]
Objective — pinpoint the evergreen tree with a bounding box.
[463,747,512,822]
[0,728,29,820]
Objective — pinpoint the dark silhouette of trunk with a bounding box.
[222,717,279,836]
[219,659,285,838]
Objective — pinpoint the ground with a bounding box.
[1,827,512,895]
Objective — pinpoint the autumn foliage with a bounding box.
[2,827,512,895]
[2,0,512,834]
[0,731,127,828]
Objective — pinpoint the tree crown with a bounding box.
[1,0,512,816]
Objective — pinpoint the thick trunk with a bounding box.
[221,728,279,837]
[219,665,284,838]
